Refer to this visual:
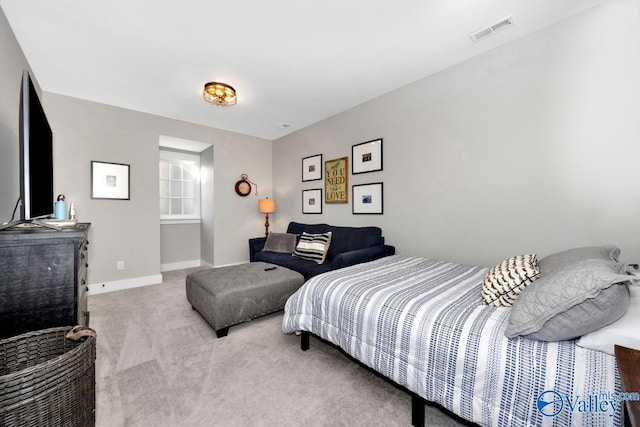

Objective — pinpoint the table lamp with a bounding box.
[258,197,276,237]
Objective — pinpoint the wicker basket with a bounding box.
[0,327,96,427]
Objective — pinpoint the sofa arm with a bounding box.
[249,237,267,262]
[330,244,396,270]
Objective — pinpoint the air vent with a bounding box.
[469,16,513,42]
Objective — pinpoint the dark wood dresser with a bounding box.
[0,223,90,339]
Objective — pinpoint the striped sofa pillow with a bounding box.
[482,253,540,307]
[293,232,332,264]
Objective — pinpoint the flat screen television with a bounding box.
[0,70,56,231]
[20,70,54,220]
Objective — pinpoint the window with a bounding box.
[159,150,200,224]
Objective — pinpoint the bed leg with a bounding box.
[411,393,425,427]
[301,331,309,351]
[215,327,229,338]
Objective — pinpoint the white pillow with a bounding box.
[576,284,640,355]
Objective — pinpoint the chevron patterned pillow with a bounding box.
[482,254,540,307]
[293,231,332,264]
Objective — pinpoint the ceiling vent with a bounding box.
[469,16,513,42]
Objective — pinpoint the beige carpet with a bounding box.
[89,268,464,427]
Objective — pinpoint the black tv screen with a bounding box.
[19,70,53,220]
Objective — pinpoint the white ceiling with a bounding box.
[1,0,608,141]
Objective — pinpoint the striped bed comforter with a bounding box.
[282,255,622,426]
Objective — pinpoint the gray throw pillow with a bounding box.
[538,245,621,275]
[262,233,297,254]
[522,284,630,341]
[505,246,638,341]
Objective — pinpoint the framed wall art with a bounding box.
[302,189,322,214]
[302,154,322,182]
[91,161,130,200]
[352,182,383,214]
[352,138,383,174]
[325,157,348,204]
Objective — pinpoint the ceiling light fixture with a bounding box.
[203,82,237,106]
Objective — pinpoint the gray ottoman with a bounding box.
[185,262,305,338]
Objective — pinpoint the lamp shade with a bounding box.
[258,198,276,213]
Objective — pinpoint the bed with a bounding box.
[282,254,629,426]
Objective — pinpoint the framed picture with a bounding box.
[352,182,383,214]
[91,161,130,200]
[302,154,322,182]
[302,189,322,214]
[352,138,383,174]
[325,157,348,204]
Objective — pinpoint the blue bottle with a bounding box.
[55,194,66,220]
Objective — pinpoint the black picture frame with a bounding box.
[352,182,383,214]
[352,138,383,174]
[302,188,322,214]
[302,154,323,182]
[91,161,130,200]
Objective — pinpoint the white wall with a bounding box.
[273,0,640,267]
[42,93,271,288]
[200,145,215,266]
[160,223,201,269]
[5,0,640,285]
[1,5,271,290]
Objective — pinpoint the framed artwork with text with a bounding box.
[325,157,348,204]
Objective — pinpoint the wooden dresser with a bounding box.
[0,223,90,339]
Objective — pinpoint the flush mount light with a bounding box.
[203,82,237,106]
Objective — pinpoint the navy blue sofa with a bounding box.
[249,221,395,280]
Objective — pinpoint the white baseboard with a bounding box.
[212,261,246,268]
[193,260,245,269]
[88,274,163,295]
[200,260,214,269]
[161,259,201,272]
[88,261,248,295]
